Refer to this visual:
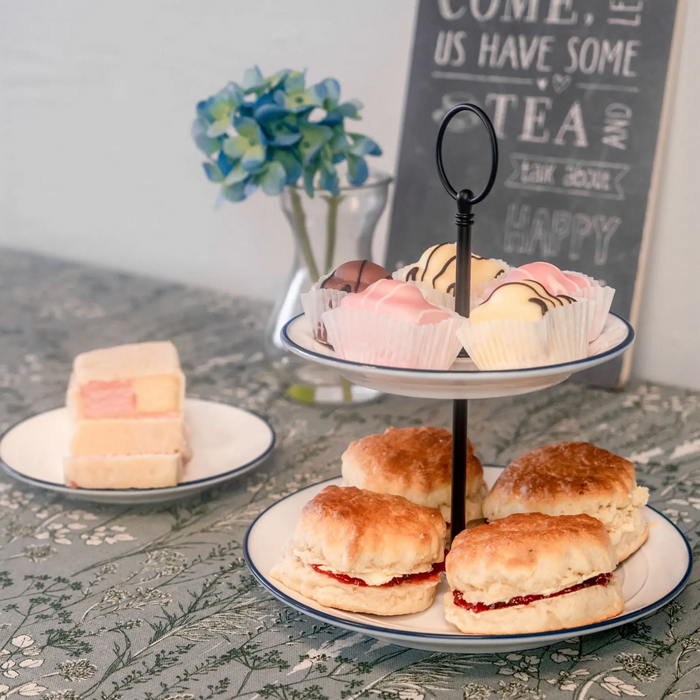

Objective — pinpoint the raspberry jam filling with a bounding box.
[453,572,613,614]
[312,563,442,588]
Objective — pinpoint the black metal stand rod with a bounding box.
[451,398,468,538]
[450,191,474,538]
[435,102,497,539]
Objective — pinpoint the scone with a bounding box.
[444,513,624,634]
[270,486,446,615]
[342,427,487,525]
[482,442,649,562]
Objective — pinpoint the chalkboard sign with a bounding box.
[387,0,686,386]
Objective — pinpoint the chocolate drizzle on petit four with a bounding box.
[320,260,390,294]
[407,246,505,295]
[480,281,574,317]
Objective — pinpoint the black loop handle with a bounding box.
[436,103,499,206]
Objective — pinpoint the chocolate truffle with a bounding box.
[320,260,391,293]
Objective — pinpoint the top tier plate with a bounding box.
[281,312,634,399]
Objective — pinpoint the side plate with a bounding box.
[0,399,275,504]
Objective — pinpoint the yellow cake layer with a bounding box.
[64,454,183,489]
[71,417,188,457]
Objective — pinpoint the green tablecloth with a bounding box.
[0,250,698,700]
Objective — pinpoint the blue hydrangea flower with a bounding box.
[193,67,382,202]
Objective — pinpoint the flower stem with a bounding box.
[341,376,353,403]
[289,188,320,283]
[324,194,342,274]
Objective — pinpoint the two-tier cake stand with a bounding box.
[245,105,691,653]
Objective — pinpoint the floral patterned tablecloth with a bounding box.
[0,249,698,700]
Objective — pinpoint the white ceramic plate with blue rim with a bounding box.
[245,469,692,654]
[281,313,634,399]
[0,398,275,504]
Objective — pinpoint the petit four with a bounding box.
[394,243,508,309]
[458,280,594,369]
[483,442,649,563]
[270,485,446,615]
[300,260,391,344]
[64,342,190,489]
[444,512,624,634]
[341,427,486,526]
[322,279,465,369]
[480,261,615,342]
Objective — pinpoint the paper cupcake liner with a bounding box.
[457,299,594,370]
[457,318,549,370]
[546,299,595,365]
[300,288,347,344]
[321,308,465,370]
[563,272,615,342]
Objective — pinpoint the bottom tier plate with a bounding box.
[245,469,692,654]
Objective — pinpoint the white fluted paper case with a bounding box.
[321,308,466,369]
[564,271,616,342]
[300,288,348,344]
[457,299,595,370]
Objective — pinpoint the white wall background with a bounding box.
[0,0,698,389]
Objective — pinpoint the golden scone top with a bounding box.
[446,512,617,603]
[294,486,446,576]
[342,427,483,495]
[486,442,637,508]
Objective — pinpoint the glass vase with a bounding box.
[264,171,392,405]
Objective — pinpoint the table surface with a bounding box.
[0,249,698,700]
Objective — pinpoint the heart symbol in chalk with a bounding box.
[537,77,548,91]
[552,74,572,94]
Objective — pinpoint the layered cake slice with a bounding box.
[67,341,185,420]
[64,341,190,489]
